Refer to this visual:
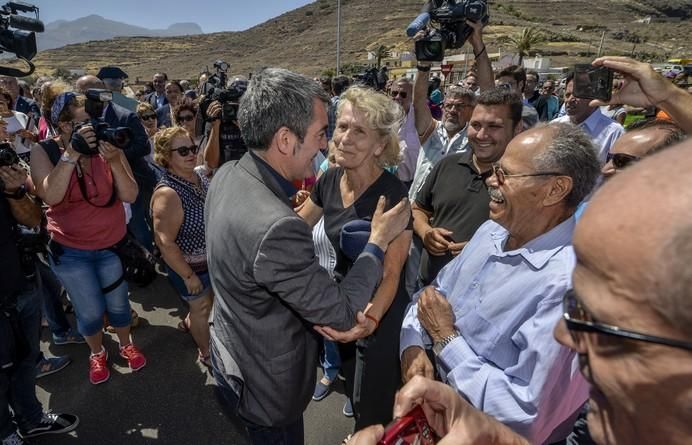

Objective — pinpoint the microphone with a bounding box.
[406,12,430,37]
[9,14,44,33]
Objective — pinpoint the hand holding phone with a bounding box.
[377,405,438,445]
[573,64,614,102]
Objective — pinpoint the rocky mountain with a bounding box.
[27,0,692,80]
[37,15,203,51]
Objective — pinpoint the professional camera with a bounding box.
[70,89,132,155]
[406,0,489,62]
[0,141,18,166]
[15,225,47,279]
[199,60,247,124]
[0,1,44,77]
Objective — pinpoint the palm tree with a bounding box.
[375,45,391,69]
[498,27,545,65]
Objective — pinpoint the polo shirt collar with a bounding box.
[457,150,492,178]
[490,216,575,269]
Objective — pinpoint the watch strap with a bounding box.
[433,330,460,356]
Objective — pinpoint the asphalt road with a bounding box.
[33,276,356,445]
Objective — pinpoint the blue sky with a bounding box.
[28,0,315,33]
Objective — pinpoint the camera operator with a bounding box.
[30,92,147,385]
[202,77,248,170]
[0,158,79,443]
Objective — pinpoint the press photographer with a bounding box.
[199,60,248,169]
[30,91,148,386]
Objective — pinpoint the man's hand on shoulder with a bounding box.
[369,195,410,252]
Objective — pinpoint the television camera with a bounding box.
[199,60,247,125]
[0,1,44,77]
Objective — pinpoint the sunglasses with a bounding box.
[443,103,468,111]
[140,113,156,121]
[606,152,640,170]
[177,114,195,123]
[390,90,407,99]
[563,289,692,351]
[172,145,199,157]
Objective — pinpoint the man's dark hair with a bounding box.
[626,118,687,154]
[565,71,575,85]
[526,70,540,83]
[476,88,523,128]
[496,65,527,89]
[332,76,351,96]
[154,72,168,81]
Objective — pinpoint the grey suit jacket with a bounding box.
[205,153,383,427]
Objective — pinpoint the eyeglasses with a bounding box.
[140,113,156,121]
[443,103,468,111]
[497,83,512,90]
[177,114,195,123]
[172,145,199,157]
[606,152,640,170]
[390,90,408,99]
[491,163,562,185]
[563,289,692,351]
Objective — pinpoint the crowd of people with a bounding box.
[0,20,690,445]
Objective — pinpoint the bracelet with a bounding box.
[416,64,431,72]
[474,45,487,58]
[364,314,379,330]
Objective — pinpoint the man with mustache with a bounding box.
[400,123,601,444]
[412,89,523,288]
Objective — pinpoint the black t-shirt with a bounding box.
[311,167,411,279]
[0,197,25,299]
[415,150,491,285]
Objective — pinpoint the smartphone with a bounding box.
[377,405,438,445]
[573,64,614,102]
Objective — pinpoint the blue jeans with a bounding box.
[37,260,72,336]
[167,267,211,302]
[49,246,131,337]
[0,272,44,439]
[211,352,304,445]
[321,340,341,382]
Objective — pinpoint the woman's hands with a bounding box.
[184,273,204,295]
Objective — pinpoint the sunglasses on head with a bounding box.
[173,145,199,157]
[390,90,407,99]
[606,152,640,170]
[140,113,156,121]
[177,114,195,123]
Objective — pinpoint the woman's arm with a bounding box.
[295,196,324,228]
[30,141,77,206]
[99,141,138,203]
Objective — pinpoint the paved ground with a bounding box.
[33,276,355,445]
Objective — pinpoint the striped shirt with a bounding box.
[400,218,588,444]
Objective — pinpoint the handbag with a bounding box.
[108,232,158,288]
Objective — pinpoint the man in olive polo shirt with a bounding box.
[412,89,524,286]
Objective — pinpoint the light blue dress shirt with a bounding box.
[554,109,624,163]
[400,218,588,444]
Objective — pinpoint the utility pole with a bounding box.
[336,0,341,75]
[597,30,606,57]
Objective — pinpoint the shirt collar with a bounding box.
[490,216,575,269]
[249,150,298,199]
[579,108,603,133]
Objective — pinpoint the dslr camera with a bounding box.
[0,141,18,167]
[199,60,247,125]
[70,89,132,156]
[406,0,489,62]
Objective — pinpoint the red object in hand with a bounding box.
[377,405,438,445]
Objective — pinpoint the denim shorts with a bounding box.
[48,245,131,337]
[167,266,211,302]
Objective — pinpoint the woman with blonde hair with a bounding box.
[298,86,412,429]
[150,126,212,366]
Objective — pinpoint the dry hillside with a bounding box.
[26,0,692,80]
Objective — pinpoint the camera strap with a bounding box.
[74,163,117,208]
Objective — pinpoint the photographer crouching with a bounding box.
[1,147,78,443]
[30,92,147,386]
[199,61,248,170]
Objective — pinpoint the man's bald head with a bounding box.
[75,75,105,94]
[580,138,692,337]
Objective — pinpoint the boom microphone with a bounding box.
[406,12,431,37]
[9,13,43,32]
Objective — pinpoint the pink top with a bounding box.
[46,155,126,250]
[38,116,51,140]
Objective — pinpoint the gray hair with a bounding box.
[445,86,476,105]
[238,68,330,150]
[533,123,600,208]
[656,223,692,338]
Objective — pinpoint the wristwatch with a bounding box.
[3,184,27,200]
[60,152,77,165]
[432,330,460,356]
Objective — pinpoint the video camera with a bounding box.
[70,89,132,156]
[406,0,489,62]
[0,1,44,77]
[199,60,247,125]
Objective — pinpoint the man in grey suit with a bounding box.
[205,68,410,445]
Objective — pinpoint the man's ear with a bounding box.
[544,175,573,207]
[273,126,295,156]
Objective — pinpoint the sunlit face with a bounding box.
[0,77,19,99]
[333,101,384,171]
[467,104,518,165]
[288,98,328,180]
[496,75,520,94]
[441,97,472,134]
[524,74,538,95]
[168,134,198,173]
[176,110,196,133]
[138,110,157,130]
[601,127,670,179]
[59,105,90,137]
[390,81,412,113]
[462,75,478,92]
[165,83,183,107]
[541,81,555,96]
[564,80,595,124]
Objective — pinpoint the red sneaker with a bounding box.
[89,349,110,385]
[119,343,146,371]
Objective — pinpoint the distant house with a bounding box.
[69,69,86,77]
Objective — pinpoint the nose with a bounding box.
[485,169,499,188]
